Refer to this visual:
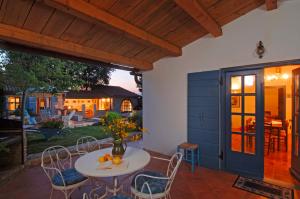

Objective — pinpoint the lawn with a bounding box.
[27,126,110,154]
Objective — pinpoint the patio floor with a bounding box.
[0,151,299,199]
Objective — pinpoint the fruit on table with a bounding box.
[105,154,113,160]
[98,156,106,163]
[98,153,113,163]
[112,156,122,165]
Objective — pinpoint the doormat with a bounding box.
[233,176,294,199]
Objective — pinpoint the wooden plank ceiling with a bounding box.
[0,0,274,70]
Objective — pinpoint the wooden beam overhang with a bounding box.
[266,0,277,11]
[0,23,153,70]
[43,0,182,56]
[0,42,135,72]
[174,0,222,37]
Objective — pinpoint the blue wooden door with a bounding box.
[188,70,220,169]
[225,69,264,178]
[291,68,300,180]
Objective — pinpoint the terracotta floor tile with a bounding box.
[0,151,299,199]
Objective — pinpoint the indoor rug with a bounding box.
[233,175,294,199]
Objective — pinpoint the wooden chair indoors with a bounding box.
[264,122,275,154]
[279,120,289,152]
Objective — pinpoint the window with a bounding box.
[230,75,257,155]
[40,98,46,110]
[8,96,20,111]
[121,100,132,112]
[99,98,112,111]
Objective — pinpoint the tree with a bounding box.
[81,64,114,90]
[130,70,142,93]
[0,50,80,123]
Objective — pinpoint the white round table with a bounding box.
[75,146,151,195]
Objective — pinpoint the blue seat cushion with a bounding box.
[109,195,132,199]
[52,168,87,186]
[131,170,168,194]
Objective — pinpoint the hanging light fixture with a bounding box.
[265,67,290,81]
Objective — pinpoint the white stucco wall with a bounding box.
[143,0,300,155]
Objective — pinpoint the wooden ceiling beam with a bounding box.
[175,0,222,37]
[266,0,277,11]
[43,0,182,56]
[0,42,135,72]
[0,23,153,70]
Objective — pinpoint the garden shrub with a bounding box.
[104,111,122,125]
[129,111,143,129]
[41,118,63,129]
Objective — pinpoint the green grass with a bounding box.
[27,126,110,154]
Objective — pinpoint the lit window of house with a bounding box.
[8,96,20,111]
[121,100,132,112]
[99,98,112,111]
[40,98,46,110]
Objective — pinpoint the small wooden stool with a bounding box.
[177,142,200,172]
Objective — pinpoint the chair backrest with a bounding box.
[82,193,89,199]
[83,186,108,199]
[283,120,289,131]
[41,145,72,185]
[165,152,183,192]
[76,136,100,155]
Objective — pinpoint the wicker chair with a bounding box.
[131,152,183,199]
[41,145,88,199]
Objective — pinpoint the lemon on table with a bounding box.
[112,156,122,165]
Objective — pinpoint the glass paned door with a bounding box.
[225,69,264,178]
[291,68,300,178]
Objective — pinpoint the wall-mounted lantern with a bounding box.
[256,41,265,59]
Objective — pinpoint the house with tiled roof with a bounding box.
[1,85,140,119]
[64,85,141,118]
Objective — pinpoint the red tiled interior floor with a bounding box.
[233,129,298,184]
[264,132,298,185]
[0,151,299,199]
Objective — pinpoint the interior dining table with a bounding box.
[264,119,283,151]
[75,146,151,196]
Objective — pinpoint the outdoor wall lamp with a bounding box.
[256,41,265,59]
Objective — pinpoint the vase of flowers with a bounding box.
[108,118,137,158]
[112,138,127,158]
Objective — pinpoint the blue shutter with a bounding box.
[27,97,37,114]
[188,70,220,169]
[51,96,58,108]
[51,96,58,114]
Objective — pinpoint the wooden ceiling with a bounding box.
[0,0,277,70]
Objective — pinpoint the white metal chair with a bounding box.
[41,145,89,199]
[76,136,100,156]
[131,152,183,199]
